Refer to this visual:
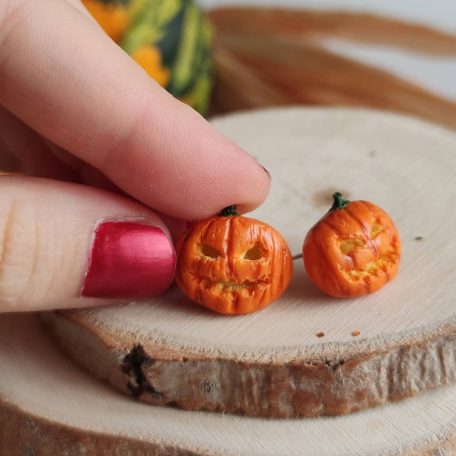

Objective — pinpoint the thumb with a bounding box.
[0,176,176,313]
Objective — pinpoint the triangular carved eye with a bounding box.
[200,244,221,259]
[244,244,263,260]
[371,222,383,238]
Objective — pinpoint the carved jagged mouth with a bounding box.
[212,281,249,289]
[340,250,399,281]
[206,279,271,290]
[191,274,270,290]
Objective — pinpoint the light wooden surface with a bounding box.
[47,108,456,418]
[1,314,456,455]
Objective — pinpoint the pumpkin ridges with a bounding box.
[225,216,234,282]
[277,235,285,298]
[344,203,378,272]
[305,224,345,297]
[316,222,347,281]
[345,202,371,235]
[269,222,292,303]
[199,218,228,282]
[320,218,343,238]
[266,225,276,305]
[226,217,234,278]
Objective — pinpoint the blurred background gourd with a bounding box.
[82,0,214,116]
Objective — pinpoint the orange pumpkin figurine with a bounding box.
[303,193,400,297]
[176,207,293,314]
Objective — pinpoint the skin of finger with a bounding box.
[0,176,173,312]
[0,107,208,235]
[0,136,21,172]
[65,0,98,23]
[0,0,270,220]
[0,107,184,206]
[0,107,139,194]
[44,139,125,192]
[0,107,79,180]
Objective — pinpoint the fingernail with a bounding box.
[82,222,176,299]
[261,165,270,177]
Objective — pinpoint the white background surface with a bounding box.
[199,0,456,101]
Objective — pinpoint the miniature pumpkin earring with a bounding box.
[303,192,401,297]
[175,206,293,315]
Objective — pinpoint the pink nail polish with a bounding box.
[82,222,176,299]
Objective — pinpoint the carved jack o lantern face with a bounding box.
[176,215,293,314]
[303,193,401,297]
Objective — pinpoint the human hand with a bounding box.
[0,0,270,313]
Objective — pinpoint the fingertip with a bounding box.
[0,177,178,311]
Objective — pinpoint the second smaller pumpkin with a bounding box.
[176,208,293,315]
[303,192,401,298]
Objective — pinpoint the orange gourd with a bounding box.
[82,0,128,43]
[303,193,401,297]
[176,207,293,314]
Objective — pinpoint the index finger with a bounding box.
[0,0,270,220]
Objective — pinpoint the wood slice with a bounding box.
[2,314,456,455]
[46,108,456,418]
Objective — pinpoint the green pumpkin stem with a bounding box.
[220,205,239,216]
[329,192,350,211]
